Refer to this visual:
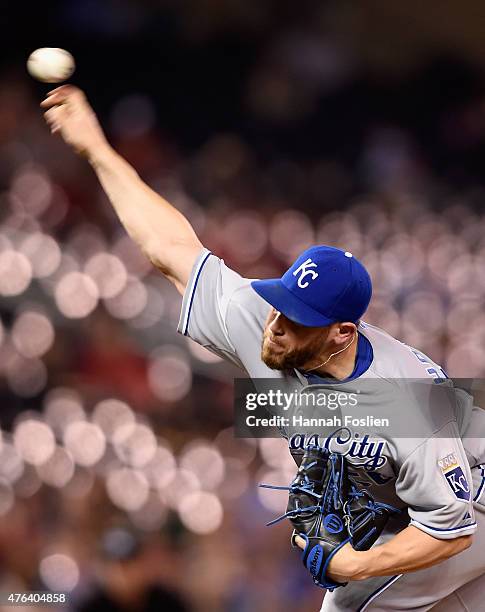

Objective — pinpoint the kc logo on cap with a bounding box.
[293,258,319,289]
[251,245,372,327]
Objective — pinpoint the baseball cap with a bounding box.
[251,245,372,327]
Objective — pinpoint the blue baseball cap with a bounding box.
[251,245,372,327]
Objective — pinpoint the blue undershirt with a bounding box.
[300,332,373,385]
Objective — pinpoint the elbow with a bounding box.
[448,534,474,559]
[459,534,474,552]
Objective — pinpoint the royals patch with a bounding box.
[438,453,471,502]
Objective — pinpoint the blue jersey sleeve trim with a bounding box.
[178,249,212,336]
[410,519,477,536]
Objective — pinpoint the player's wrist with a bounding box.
[342,547,372,581]
[349,548,376,580]
[87,140,116,167]
[327,544,369,582]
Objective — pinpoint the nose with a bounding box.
[269,310,284,336]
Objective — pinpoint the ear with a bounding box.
[333,322,357,345]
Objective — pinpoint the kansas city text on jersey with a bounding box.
[289,427,388,471]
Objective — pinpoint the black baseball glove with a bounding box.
[261,446,399,591]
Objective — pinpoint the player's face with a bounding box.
[261,308,330,370]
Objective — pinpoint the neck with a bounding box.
[305,331,358,380]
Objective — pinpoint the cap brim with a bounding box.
[251,279,335,327]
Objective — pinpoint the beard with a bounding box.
[261,334,326,371]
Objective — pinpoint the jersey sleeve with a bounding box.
[395,421,477,540]
[177,248,251,367]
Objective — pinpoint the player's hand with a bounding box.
[40,85,109,159]
[294,535,362,582]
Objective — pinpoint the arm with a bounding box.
[334,526,472,581]
[338,423,476,581]
[296,525,472,582]
[41,86,203,294]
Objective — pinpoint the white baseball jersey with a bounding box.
[178,248,485,611]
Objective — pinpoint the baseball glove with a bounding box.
[261,446,399,591]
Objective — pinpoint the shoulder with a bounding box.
[230,281,271,321]
[359,321,446,381]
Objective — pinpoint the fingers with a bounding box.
[43,105,67,133]
[295,535,306,550]
[40,85,85,109]
[46,85,74,96]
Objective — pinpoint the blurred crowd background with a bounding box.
[2,1,485,611]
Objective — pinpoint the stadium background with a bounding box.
[1,1,485,610]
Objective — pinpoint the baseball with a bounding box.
[27,48,75,83]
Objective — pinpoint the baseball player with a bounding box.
[41,87,485,611]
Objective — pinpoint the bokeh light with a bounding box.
[10,166,52,218]
[36,447,75,488]
[106,467,149,511]
[0,250,32,296]
[67,224,107,260]
[259,437,295,470]
[5,355,47,397]
[40,253,80,297]
[100,527,138,559]
[142,445,177,490]
[103,277,147,319]
[84,252,128,299]
[55,272,99,318]
[214,428,257,466]
[19,233,61,278]
[128,282,165,329]
[14,465,42,498]
[112,422,157,468]
[39,553,80,592]
[447,344,485,377]
[0,441,24,483]
[92,398,135,441]
[63,422,106,467]
[112,234,152,278]
[179,441,225,490]
[11,310,55,358]
[161,468,200,509]
[43,387,86,436]
[218,458,249,500]
[148,347,192,402]
[13,420,55,466]
[178,491,223,535]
